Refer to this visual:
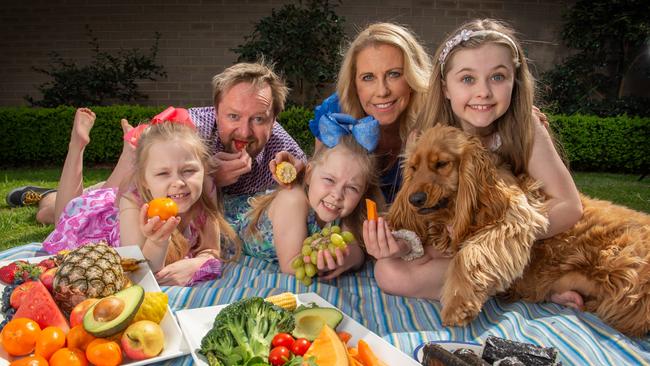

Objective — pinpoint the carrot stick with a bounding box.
[358,339,382,366]
[366,199,377,221]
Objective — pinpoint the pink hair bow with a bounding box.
[123,106,195,147]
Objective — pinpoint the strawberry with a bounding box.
[0,263,18,284]
[0,260,28,284]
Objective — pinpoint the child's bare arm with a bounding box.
[528,122,583,238]
[269,188,310,274]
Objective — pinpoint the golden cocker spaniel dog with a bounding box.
[388,125,650,337]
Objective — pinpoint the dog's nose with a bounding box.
[409,192,427,207]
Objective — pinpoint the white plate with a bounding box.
[176,292,420,366]
[0,245,189,366]
[413,340,483,363]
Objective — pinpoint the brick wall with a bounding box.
[0,0,571,107]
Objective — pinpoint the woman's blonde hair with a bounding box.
[130,122,241,264]
[421,18,535,175]
[337,22,432,142]
[247,135,384,247]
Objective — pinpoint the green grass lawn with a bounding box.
[0,168,648,251]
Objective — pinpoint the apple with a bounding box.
[39,267,57,292]
[70,298,99,328]
[121,320,165,360]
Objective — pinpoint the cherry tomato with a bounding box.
[147,197,178,220]
[290,337,311,356]
[271,332,295,349]
[269,346,291,366]
[234,140,248,151]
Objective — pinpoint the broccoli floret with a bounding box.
[200,297,295,366]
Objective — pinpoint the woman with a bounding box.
[309,22,432,204]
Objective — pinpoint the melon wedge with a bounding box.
[304,324,348,366]
[14,280,69,333]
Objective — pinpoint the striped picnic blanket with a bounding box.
[2,243,650,365]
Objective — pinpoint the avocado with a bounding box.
[83,284,145,338]
[292,306,343,341]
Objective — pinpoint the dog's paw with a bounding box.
[440,299,481,327]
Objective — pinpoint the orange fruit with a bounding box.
[304,325,348,366]
[66,325,96,352]
[147,197,178,220]
[49,347,87,366]
[35,326,66,360]
[9,355,49,366]
[2,318,42,356]
[86,338,122,366]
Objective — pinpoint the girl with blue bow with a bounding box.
[230,113,385,281]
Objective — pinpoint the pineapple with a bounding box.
[53,242,126,314]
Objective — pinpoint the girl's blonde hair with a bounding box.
[130,122,241,264]
[247,135,384,247]
[421,18,535,175]
[337,22,432,143]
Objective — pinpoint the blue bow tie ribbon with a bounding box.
[315,113,380,152]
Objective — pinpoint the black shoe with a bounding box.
[5,186,56,207]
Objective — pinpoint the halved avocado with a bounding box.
[83,284,145,338]
[292,306,343,341]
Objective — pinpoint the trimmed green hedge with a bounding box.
[0,106,162,166]
[550,114,649,173]
[1,106,647,174]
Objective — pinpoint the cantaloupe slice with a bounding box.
[304,324,348,366]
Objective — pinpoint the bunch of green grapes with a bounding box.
[290,225,356,286]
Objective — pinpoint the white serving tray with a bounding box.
[0,245,189,366]
[176,292,420,366]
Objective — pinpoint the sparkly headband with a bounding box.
[439,29,520,74]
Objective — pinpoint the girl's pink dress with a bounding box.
[41,187,222,285]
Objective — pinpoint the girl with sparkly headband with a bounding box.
[43,108,240,286]
[365,19,583,307]
[227,113,384,283]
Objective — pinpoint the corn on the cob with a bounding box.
[265,292,297,311]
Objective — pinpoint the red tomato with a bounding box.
[271,333,295,349]
[290,338,311,356]
[269,346,291,366]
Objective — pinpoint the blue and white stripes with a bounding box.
[2,244,650,365]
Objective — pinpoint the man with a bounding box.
[191,62,305,194]
[8,62,306,224]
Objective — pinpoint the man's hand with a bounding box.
[269,151,305,188]
[213,150,252,187]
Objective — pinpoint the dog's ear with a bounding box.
[452,139,511,243]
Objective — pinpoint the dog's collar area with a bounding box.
[417,197,449,214]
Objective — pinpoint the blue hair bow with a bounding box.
[317,113,380,152]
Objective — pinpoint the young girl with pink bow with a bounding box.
[42,107,239,286]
